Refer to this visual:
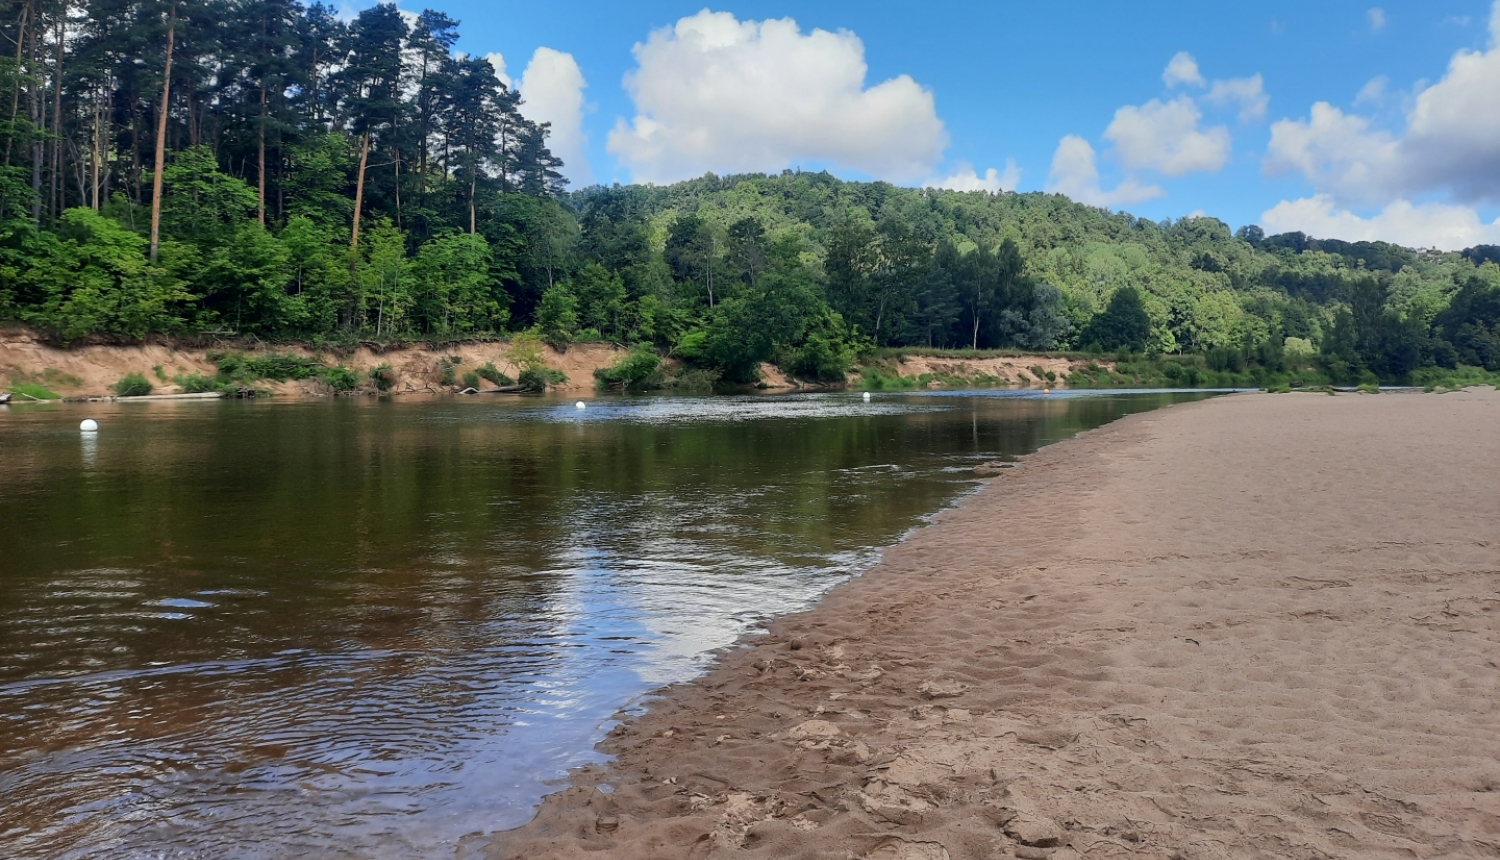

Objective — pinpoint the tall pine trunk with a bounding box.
[350,129,369,260]
[257,85,266,225]
[49,15,63,219]
[148,5,176,263]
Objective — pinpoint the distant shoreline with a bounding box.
[489,389,1500,859]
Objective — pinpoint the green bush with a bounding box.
[461,371,481,389]
[477,362,513,386]
[175,373,221,394]
[594,344,662,390]
[113,372,153,397]
[323,366,359,392]
[213,351,325,382]
[438,357,458,386]
[518,366,568,392]
[369,363,397,391]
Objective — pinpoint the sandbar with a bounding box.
[490,389,1500,860]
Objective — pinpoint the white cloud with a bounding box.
[1262,195,1500,249]
[1046,135,1163,208]
[927,160,1020,193]
[606,10,947,184]
[517,48,592,186]
[1206,74,1269,121]
[1368,7,1387,32]
[1105,96,1232,176]
[1354,75,1389,106]
[1267,0,1500,206]
[484,52,512,88]
[1163,52,1205,88]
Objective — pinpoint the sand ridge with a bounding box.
[489,389,1500,860]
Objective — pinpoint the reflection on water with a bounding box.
[0,390,1208,859]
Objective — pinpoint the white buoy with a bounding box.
[862,391,871,401]
[1043,388,1051,396]
[575,401,586,410]
[80,418,99,432]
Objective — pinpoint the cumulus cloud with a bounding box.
[1267,0,1500,206]
[1368,7,1387,32]
[1105,96,1232,176]
[606,10,947,184]
[484,52,512,88]
[1163,52,1205,88]
[1206,74,1269,121]
[927,160,1021,193]
[517,48,592,185]
[1262,195,1500,249]
[1046,135,1163,208]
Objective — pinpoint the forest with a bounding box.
[3,0,1500,385]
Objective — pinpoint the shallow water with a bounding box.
[0,390,1209,859]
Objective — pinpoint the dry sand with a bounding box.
[489,389,1500,860]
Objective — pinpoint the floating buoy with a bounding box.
[862,392,871,401]
[575,401,586,410]
[80,418,99,432]
[1043,388,1051,395]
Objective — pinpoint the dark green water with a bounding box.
[0,390,1209,859]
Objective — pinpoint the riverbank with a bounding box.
[489,389,1500,860]
[1,326,1121,400]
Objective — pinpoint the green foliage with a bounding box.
[213,352,324,382]
[478,362,513,386]
[461,371,481,389]
[370,364,397,391]
[323,366,360,392]
[113,373,154,397]
[1079,287,1151,352]
[8,382,60,400]
[508,331,567,391]
[175,373,223,394]
[594,343,663,390]
[536,283,579,346]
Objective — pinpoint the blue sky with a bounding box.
[369,0,1500,248]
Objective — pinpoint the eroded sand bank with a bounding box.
[489,389,1500,860]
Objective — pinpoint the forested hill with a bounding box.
[3,2,1500,385]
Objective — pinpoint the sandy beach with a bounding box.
[488,389,1500,860]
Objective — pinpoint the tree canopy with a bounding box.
[2,0,1500,385]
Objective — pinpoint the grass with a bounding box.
[9,381,60,399]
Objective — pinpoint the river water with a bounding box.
[0,390,1208,859]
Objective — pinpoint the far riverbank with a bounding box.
[490,389,1500,860]
[0,326,1121,400]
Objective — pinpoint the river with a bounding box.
[0,389,1209,859]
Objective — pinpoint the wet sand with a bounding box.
[488,389,1500,860]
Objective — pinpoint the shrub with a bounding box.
[518,366,568,392]
[176,373,221,394]
[113,372,153,397]
[477,362,513,386]
[508,332,566,391]
[369,363,397,391]
[595,344,662,390]
[461,371,481,389]
[437,357,459,386]
[323,366,359,392]
[212,351,324,382]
